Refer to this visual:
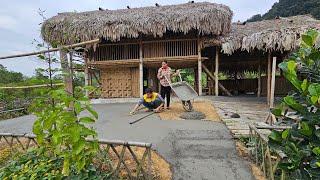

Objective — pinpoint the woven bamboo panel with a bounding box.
[100,67,139,98]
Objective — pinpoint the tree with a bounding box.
[0,64,24,85]
[247,0,320,22]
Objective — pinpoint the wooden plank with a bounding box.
[270,57,277,108]
[215,47,219,96]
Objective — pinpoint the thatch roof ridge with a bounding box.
[204,15,320,54]
[41,2,233,45]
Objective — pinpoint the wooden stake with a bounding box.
[257,57,261,97]
[215,47,219,96]
[197,39,202,96]
[139,42,143,98]
[270,57,277,108]
[267,53,271,104]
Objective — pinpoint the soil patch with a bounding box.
[158,101,220,121]
[97,146,172,180]
[236,141,265,180]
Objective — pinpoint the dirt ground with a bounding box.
[236,141,265,180]
[158,101,221,121]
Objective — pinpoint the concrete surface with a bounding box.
[0,102,254,180]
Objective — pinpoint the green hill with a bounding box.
[247,0,320,22]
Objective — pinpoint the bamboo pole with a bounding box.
[197,39,202,96]
[0,39,100,60]
[215,47,219,96]
[257,57,261,97]
[139,42,144,98]
[0,83,63,89]
[270,57,277,108]
[267,53,271,104]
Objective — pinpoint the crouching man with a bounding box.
[130,88,164,115]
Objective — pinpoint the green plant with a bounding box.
[0,150,111,179]
[269,29,320,179]
[31,87,99,176]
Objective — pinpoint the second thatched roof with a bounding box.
[41,2,232,45]
[204,15,320,55]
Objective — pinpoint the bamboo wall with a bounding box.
[89,39,198,61]
[100,67,139,98]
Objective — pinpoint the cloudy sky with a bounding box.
[0,0,278,76]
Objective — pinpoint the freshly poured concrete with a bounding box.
[0,103,254,180]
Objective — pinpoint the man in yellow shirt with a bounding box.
[130,88,164,115]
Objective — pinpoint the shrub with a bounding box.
[269,29,320,179]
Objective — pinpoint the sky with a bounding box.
[0,0,278,76]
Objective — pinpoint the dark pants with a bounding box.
[142,99,163,110]
[160,85,171,107]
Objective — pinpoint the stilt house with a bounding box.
[41,2,320,100]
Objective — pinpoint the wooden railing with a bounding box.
[0,133,152,179]
[248,125,287,180]
[89,39,198,61]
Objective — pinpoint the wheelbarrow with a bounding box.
[164,72,198,112]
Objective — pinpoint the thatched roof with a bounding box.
[41,2,232,45]
[204,15,320,55]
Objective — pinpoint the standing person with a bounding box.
[157,61,179,109]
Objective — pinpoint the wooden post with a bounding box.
[197,39,202,96]
[267,53,271,104]
[215,47,219,96]
[257,57,261,97]
[139,42,143,98]
[59,50,73,95]
[270,57,277,108]
[84,58,89,97]
[194,68,198,93]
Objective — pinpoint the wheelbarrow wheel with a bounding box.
[182,100,193,112]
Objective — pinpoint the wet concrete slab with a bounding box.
[0,102,254,180]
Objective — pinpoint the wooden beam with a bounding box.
[197,39,202,96]
[215,47,219,96]
[257,57,261,97]
[202,64,232,96]
[267,53,271,104]
[0,39,100,60]
[270,57,277,108]
[139,41,143,98]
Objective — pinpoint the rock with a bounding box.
[231,113,241,118]
[180,111,206,120]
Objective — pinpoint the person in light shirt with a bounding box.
[157,60,179,109]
